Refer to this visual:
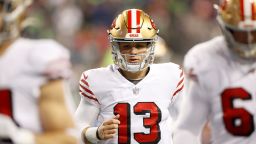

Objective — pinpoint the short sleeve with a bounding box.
[170,66,184,120]
[183,46,211,105]
[171,66,184,101]
[79,71,100,107]
[28,39,71,79]
[184,50,200,77]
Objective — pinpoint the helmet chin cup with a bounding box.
[126,64,146,73]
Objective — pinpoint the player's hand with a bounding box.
[0,114,34,144]
[97,114,120,140]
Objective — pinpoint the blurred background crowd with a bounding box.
[23,0,221,104]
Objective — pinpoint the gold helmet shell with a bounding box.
[108,9,159,40]
[219,0,256,30]
[108,9,159,72]
[217,0,256,58]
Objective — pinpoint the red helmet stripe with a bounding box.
[127,10,132,33]
[252,1,256,20]
[240,0,245,20]
[221,0,227,10]
[136,10,141,33]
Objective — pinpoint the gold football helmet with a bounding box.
[108,9,159,72]
[0,0,32,44]
[216,0,256,58]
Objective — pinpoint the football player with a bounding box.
[75,9,183,144]
[173,0,256,144]
[0,0,78,144]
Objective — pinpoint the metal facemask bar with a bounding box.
[110,36,157,72]
[217,16,256,59]
[0,0,32,44]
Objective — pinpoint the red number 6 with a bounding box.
[221,88,255,136]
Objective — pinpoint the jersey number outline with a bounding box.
[114,102,161,144]
[221,87,255,136]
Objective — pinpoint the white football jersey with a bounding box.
[0,38,71,132]
[182,36,256,144]
[79,63,183,144]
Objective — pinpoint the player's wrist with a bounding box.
[84,127,100,143]
[15,129,35,144]
[96,126,102,140]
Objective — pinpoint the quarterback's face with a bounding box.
[119,42,149,63]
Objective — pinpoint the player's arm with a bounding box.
[0,79,78,144]
[75,97,120,144]
[173,76,210,144]
[76,72,121,143]
[35,79,78,144]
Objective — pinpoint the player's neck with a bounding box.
[119,67,150,81]
[0,39,15,56]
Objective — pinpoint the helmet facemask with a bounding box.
[0,0,32,44]
[110,37,157,72]
[218,16,256,59]
[108,9,159,72]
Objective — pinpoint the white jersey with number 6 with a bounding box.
[175,36,256,144]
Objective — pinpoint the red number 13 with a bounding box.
[114,102,161,144]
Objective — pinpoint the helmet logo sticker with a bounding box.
[150,18,157,30]
[111,18,117,29]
